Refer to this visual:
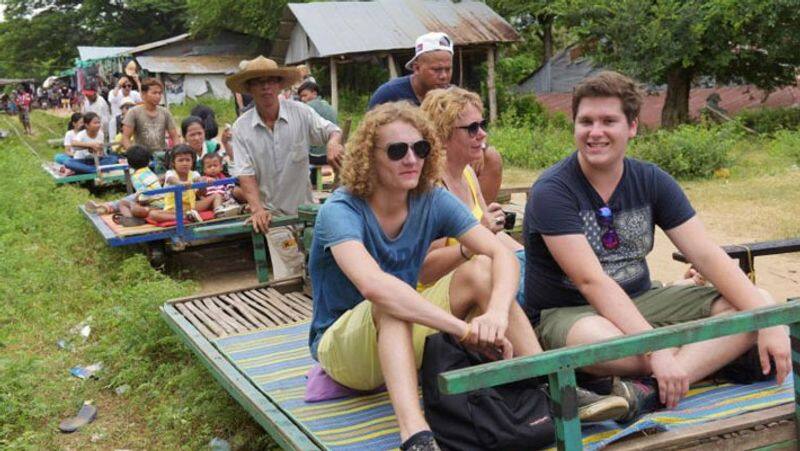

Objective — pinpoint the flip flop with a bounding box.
[59,402,97,433]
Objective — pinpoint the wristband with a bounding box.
[459,323,471,343]
[459,243,469,260]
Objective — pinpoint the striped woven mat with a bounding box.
[214,320,793,450]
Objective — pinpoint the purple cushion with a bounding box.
[304,364,384,402]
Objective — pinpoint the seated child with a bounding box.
[146,144,222,224]
[62,112,119,174]
[54,112,84,165]
[200,152,245,218]
[84,145,161,219]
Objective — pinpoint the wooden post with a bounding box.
[387,54,398,79]
[459,47,464,87]
[486,46,497,123]
[329,58,338,111]
[159,73,169,109]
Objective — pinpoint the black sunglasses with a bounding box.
[386,140,431,161]
[455,119,489,137]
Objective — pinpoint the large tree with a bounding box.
[0,0,187,80]
[186,0,294,39]
[489,0,557,62]
[559,0,800,127]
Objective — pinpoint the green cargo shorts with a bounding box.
[536,284,722,350]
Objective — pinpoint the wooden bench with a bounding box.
[672,238,800,279]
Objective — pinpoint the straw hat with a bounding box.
[225,56,302,94]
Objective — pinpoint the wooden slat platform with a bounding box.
[168,278,311,339]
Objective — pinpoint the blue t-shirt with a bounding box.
[367,75,418,110]
[308,187,477,358]
[523,152,695,323]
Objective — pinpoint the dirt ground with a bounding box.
[190,191,798,302]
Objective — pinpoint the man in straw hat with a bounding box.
[368,31,505,204]
[227,56,343,278]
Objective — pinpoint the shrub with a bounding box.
[492,124,573,169]
[630,124,734,179]
[735,107,800,135]
[768,130,800,164]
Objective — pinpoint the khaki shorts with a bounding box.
[536,284,721,350]
[317,272,454,391]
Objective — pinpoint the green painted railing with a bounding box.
[439,300,800,450]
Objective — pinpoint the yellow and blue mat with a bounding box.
[214,320,793,450]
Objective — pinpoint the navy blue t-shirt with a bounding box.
[523,152,695,323]
[367,75,418,110]
[308,187,477,358]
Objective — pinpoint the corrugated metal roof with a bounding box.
[77,46,133,61]
[279,0,518,64]
[128,33,191,55]
[536,85,800,129]
[136,55,247,74]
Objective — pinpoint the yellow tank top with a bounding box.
[418,167,484,291]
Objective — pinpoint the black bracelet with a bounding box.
[459,243,469,260]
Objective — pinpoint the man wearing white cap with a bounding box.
[369,31,505,204]
[368,32,453,109]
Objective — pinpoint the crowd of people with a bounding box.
[48,30,789,451]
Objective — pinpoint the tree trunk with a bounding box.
[661,66,693,128]
[540,14,554,62]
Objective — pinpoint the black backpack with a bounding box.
[421,333,555,451]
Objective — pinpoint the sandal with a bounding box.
[84,201,110,215]
[59,401,97,433]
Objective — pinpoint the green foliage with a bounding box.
[630,124,735,179]
[492,124,573,170]
[768,130,800,165]
[186,0,293,39]
[558,0,800,125]
[736,108,800,135]
[500,94,570,130]
[0,0,187,79]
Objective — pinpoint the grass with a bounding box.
[0,111,275,450]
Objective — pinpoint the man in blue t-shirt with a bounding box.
[523,71,791,420]
[309,102,545,451]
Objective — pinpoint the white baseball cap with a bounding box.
[405,32,454,70]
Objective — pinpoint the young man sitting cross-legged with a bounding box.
[308,102,627,451]
[523,71,791,421]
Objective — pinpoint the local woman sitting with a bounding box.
[59,112,120,174]
[54,113,84,165]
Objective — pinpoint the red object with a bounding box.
[145,210,215,227]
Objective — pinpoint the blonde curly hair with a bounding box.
[340,101,444,198]
[420,87,484,143]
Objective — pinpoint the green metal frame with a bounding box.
[439,300,800,450]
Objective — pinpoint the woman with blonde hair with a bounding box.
[419,87,526,303]
[308,101,543,450]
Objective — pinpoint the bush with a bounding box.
[492,124,573,169]
[768,130,800,164]
[631,124,734,179]
[500,93,570,130]
[736,107,800,135]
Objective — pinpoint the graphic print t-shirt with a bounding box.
[522,152,695,322]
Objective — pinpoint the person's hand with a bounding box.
[221,127,232,144]
[466,308,509,350]
[649,349,689,409]
[757,326,791,384]
[462,334,514,361]
[327,141,344,171]
[481,202,505,233]
[245,207,271,234]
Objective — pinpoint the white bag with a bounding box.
[266,225,304,280]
